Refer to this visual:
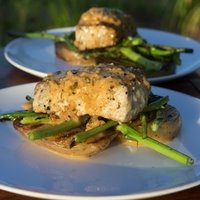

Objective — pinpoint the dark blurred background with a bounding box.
[1,0,200,47]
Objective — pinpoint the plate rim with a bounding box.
[0,179,200,200]
[0,83,200,200]
[4,27,200,83]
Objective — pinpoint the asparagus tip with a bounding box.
[184,48,193,53]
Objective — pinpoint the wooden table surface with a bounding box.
[0,48,200,200]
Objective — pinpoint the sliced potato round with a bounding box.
[118,104,181,146]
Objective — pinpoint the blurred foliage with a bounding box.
[0,0,200,47]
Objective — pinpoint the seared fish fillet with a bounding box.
[33,64,150,122]
[74,7,135,50]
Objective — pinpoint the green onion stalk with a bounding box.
[28,115,89,140]
[116,124,194,165]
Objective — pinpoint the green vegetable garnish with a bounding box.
[28,115,89,140]
[74,120,118,143]
[116,124,194,165]
[8,31,193,72]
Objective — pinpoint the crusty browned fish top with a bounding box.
[74,7,135,50]
[33,64,150,123]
